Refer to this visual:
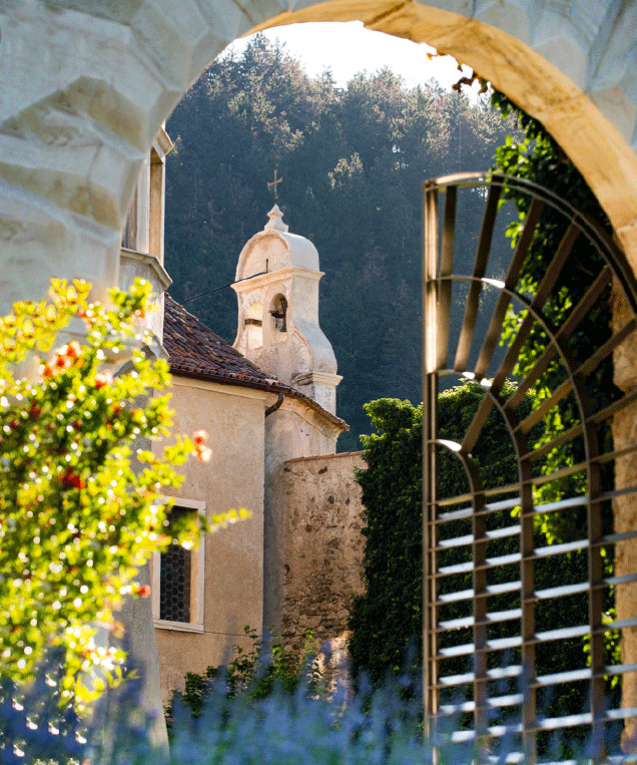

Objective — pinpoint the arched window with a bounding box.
[270,294,288,335]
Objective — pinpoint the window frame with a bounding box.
[152,497,206,633]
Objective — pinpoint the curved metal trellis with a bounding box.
[422,173,637,762]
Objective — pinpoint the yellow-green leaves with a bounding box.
[0,280,91,376]
[0,278,243,711]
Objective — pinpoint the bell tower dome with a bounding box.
[232,206,341,415]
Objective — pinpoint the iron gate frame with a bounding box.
[422,172,637,762]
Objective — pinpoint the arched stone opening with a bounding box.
[245,301,264,349]
[270,294,288,338]
[3,0,637,752]
[2,2,637,310]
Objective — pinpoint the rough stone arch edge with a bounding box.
[2,0,637,313]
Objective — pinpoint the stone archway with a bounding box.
[2,2,637,309]
[3,0,637,750]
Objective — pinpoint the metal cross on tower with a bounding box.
[268,170,283,202]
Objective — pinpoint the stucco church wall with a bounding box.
[263,399,344,631]
[152,376,268,703]
[271,451,366,653]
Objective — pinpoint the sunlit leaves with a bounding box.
[0,279,240,710]
[491,95,613,539]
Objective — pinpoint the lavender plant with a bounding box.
[0,652,613,765]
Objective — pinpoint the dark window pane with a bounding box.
[159,507,192,622]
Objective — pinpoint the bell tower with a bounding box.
[232,206,341,415]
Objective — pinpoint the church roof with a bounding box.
[163,294,347,429]
[164,294,273,386]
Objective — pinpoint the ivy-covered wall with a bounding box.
[347,382,528,685]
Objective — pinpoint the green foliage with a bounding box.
[165,34,522,451]
[347,399,423,686]
[491,94,607,221]
[347,385,608,750]
[167,626,320,724]
[0,279,245,709]
[490,93,619,720]
[490,91,616,539]
[348,382,527,686]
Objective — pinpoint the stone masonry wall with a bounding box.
[612,285,637,751]
[274,451,366,654]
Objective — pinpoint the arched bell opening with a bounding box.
[269,293,288,340]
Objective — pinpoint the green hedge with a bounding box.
[348,381,528,685]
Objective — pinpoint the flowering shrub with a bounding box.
[0,279,246,709]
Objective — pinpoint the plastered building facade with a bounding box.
[136,202,365,705]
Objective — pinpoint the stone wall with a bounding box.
[262,399,344,632]
[271,451,366,653]
[612,284,637,751]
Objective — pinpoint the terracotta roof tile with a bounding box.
[163,295,347,430]
[164,294,274,385]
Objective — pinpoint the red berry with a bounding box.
[67,340,81,359]
[62,470,85,489]
[193,429,209,445]
[195,444,213,463]
[95,370,113,388]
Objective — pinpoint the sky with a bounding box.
[222,21,482,97]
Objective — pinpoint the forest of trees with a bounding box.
[165,34,522,450]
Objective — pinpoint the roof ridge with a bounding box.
[162,294,347,430]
